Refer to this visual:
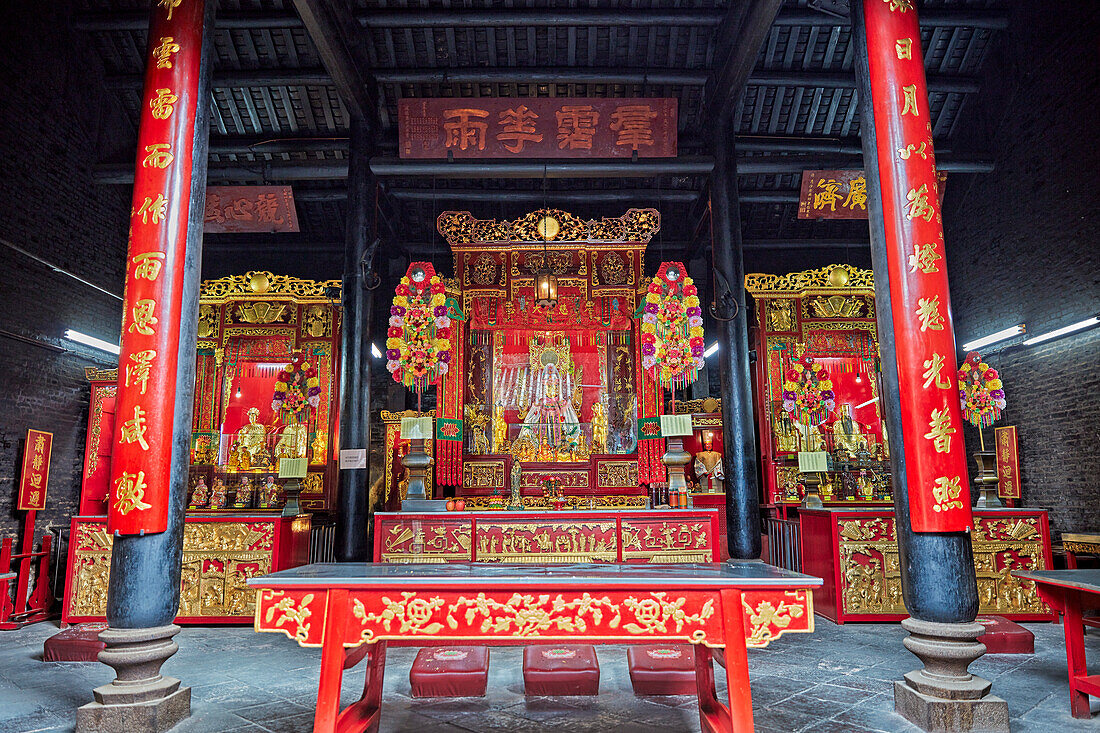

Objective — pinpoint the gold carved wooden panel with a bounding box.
[67,519,277,620]
[836,514,1050,617]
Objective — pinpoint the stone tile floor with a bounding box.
[0,619,1097,732]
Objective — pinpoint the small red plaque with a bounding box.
[203,186,299,234]
[18,429,52,511]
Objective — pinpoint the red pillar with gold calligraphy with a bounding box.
[108,0,208,536]
[853,2,1009,729]
[859,0,972,534]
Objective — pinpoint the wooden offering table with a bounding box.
[1013,570,1100,719]
[374,509,720,564]
[250,562,820,733]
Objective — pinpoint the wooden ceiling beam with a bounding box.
[289,0,375,125]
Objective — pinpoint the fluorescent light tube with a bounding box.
[65,329,120,355]
[961,324,1025,351]
[854,396,879,410]
[370,342,383,359]
[704,342,719,357]
[1022,316,1100,345]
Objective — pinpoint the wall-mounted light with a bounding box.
[961,324,1026,351]
[370,342,382,359]
[703,342,719,358]
[1022,315,1099,346]
[854,396,879,410]
[65,329,120,355]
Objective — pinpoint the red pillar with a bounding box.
[108,0,208,536]
[860,0,972,533]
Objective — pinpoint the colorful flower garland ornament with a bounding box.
[640,261,705,388]
[958,351,1005,428]
[386,262,452,396]
[271,352,321,421]
[781,347,835,426]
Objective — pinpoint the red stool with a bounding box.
[43,623,108,662]
[977,616,1035,654]
[409,646,490,698]
[522,645,600,696]
[627,644,697,695]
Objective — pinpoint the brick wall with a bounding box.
[0,3,131,553]
[944,2,1100,539]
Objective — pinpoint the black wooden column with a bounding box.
[851,2,978,624]
[711,121,762,561]
[335,117,376,562]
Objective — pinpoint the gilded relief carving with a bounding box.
[596,460,639,488]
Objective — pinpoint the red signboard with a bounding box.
[863,0,972,532]
[995,426,1021,500]
[399,98,677,159]
[798,170,869,219]
[203,186,299,233]
[799,169,945,219]
[109,0,207,535]
[18,430,52,511]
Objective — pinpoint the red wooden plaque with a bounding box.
[995,425,1021,500]
[18,429,52,511]
[399,98,677,159]
[203,186,299,233]
[798,170,869,219]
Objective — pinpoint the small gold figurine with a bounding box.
[188,476,209,509]
[209,478,228,509]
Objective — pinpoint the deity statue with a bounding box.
[258,476,283,509]
[775,411,801,453]
[188,476,209,509]
[693,432,725,493]
[274,421,308,459]
[233,407,270,469]
[233,476,253,508]
[517,361,581,450]
[590,402,608,453]
[507,460,524,510]
[796,422,827,452]
[491,404,508,452]
[209,478,228,509]
[465,405,491,455]
[831,403,867,455]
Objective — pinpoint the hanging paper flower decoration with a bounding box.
[957,351,1005,428]
[640,261,705,389]
[271,352,321,421]
[386,262,451,396]
[781,349,835,426]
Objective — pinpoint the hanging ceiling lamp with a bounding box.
[534,213,559,309]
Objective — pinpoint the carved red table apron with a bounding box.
[249,562,821,733]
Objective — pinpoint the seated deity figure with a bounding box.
[273,421,308,459]
[693,432,725,493]
[831,403,867,455]
[234,407,270,468]
[517,361,581,449]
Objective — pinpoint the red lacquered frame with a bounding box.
[374,509,720,563]
[802,508,1055,623]
[62,513,310,624]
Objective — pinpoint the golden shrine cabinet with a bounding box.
[381,208,671,509]
[746,265,893,514]
[65,272,335,623]
[802,508,1054,623]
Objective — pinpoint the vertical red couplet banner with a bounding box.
[994,426,1021,500]
[108,0,206,535]
[17,429,53,511]
[862,0,972,532]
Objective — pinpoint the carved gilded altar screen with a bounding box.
[191,271,340,512]
[746,265,890,507]
[438,208,660,483]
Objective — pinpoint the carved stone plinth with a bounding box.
[894,618,1009,732]
[972,451,1003,509]
[661,437,691,493]
[401,438,431,504]
[76,625,190,733]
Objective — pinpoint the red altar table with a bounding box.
[801,508,1053,623]
[373,509,720,564]
[249,562,820,732]
[1014,570,1100,719]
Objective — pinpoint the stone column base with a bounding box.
[76,687,190,733]
[894,618,1009,733]
[894,681,1008,733]
[75,625,191,733]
